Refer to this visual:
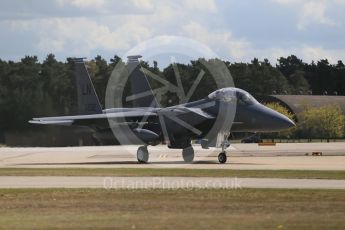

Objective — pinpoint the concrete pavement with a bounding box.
[0,143,345,170]
[0,176,344,189]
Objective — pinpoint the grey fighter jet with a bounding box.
[29,56,295,164]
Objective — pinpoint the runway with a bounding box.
[0,143,345,170]
[0,176,344,189]
[1,143,344,189]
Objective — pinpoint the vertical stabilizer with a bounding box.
[127,55,158,107]
[73,58,102,115]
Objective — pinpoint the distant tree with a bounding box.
[0,56,46,130]
[335,61,345,95]
[277,55,304,76]
[41,54,66,115]
[298,105,345,141]
[230,58,291,96]
[317,59,337,95]
[303,59,345,96]
[153,61,159,72]
[86,55,109,107]
[288,70,310,94]
[277,55,309,94]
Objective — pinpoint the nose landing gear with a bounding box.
[218,137,230,164]
[218,152,227,164]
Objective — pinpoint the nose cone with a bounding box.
[272,110,296,130]
[262,106,295,131]
[244,104,295,132]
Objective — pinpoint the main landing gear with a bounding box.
[137,146,149,163]
[182,145,227,164]
[137,145,195,164]
[137,143,228,164]
[182,146,194,163]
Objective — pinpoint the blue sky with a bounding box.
[0,0,344,64]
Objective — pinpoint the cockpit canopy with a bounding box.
[208,88,258,105]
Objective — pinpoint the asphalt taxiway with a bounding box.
[0,143,344,189]
[0,176,344,189]
[0,143,345,170]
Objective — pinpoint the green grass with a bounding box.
[0,188,344,230]
[0,168,345,179]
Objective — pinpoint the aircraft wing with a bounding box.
[161,107,215,119]
[29,111,157,126]
[157,107,215,135]
[29,106,214,128]
[182,107,215,119]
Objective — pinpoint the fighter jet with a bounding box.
[29,56,295,164]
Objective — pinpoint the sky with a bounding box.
[0,0,344,64]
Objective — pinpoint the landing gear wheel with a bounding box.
[218,152,227,164]
[137,146,149,163]
[182,146,194,163]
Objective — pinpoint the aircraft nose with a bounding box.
[274,111,295,129]
[250,104,295,132]
[264,106,295,131]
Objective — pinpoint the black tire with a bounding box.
[182,146,194,163]
[218,152,227,164]
[137,146,149,163]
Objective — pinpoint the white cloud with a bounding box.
[57,0,106,9]
[132,0,155,11]
[301,46,345,63]
[183,0,217,12]
[58,0,155,12]
[182,21,250,59]
[8,17,152,56]
[4,0,224,58]
[272,0,298,5]
[272,0,344,30]
[1,0,344,64]
[297,1,336,30]
[334,0,345,4]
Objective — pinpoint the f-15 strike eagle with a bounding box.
[29,56,295,164]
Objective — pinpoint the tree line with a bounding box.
[0,54,344,143]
